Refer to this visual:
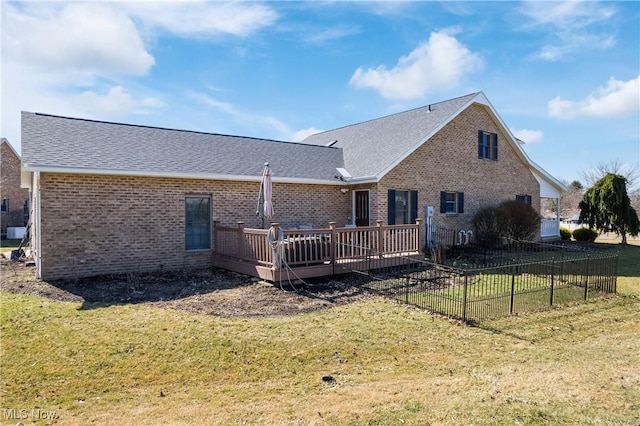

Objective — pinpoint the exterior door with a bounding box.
[354,190,370,226]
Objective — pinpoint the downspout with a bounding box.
[33,171,42,279]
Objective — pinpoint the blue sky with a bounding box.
[2,1,639,186]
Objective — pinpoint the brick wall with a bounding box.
[376,104,541,244]
[0,141,30,234]
[38,173,349,279]
[36,104,541,279]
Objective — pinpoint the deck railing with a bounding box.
[541,219,560,238]
[214,220,422,268]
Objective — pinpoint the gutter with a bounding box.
[21,164,346,186]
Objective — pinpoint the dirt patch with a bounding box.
[0,258,374,317]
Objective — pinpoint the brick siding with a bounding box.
[376,104,540,243]
[36,104,541,280]
[38,174,349,279]
[1,142,30,234]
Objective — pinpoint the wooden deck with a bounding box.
[212,220,423,281]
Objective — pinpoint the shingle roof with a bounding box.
[21,112,344,182]
[301,93,479,179]
[20,92,566,193]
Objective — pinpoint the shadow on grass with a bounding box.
[48,268,256,310]
[599,242,640,277]
[45,268,374,313]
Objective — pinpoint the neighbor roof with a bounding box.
[21,112,344,183]
[1,137,21,159]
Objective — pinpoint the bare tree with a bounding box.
[561,180,584,219]
[631,187,640,216]
[581,158,639,190]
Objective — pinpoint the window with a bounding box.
[440,191,464,214]
[516,194,532,206]
[478,130,498,160]
[185,196,211,250]
[1,199,7,214]
[387,189,418,225]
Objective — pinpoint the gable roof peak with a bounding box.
[1,137,21,159]
[303,92,481,140]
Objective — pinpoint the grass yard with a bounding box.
[0,239,21,254]
[1,239,639,425]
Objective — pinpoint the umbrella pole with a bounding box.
[256,176,264,229]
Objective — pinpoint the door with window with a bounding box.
[354,190,370,226]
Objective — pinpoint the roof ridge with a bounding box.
[303,92,479,139]
[26,112,339,150]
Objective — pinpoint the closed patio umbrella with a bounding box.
[263,164,274,220]
[257,163,274,228]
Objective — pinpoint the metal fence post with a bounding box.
[549,258,555,307]
[462,272,468,321]
[613,254,618,293]
[584,256,590,301]
[510,266,516,315]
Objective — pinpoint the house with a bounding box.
[1,138,30,238]
[21,92,566,280]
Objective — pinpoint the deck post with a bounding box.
[213,221,220,254]
[329,222,336,274]
[376,220,383,257]
[415,219,422,252]
[269,223,281,270]
[237,221,245,261]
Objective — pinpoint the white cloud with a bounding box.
[191,93,301,141]
[3,2,154,78]
[190,93,239,116]
[520,1,615,29]
[548,75,640,119]
[75,86,164,118]
[535,33,615,62]
[349,28,483,99]
[511,128,544,144]
[519,1,617,61]
[124,2,278,38]
[305,25,360,44]
[292,128,323,142]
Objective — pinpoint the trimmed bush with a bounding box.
[497,200,541,241]
[472,200,541,246]
[473,206,502,249]
[559,227,572,240]
[572,227,598,242]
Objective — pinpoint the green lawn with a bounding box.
[1,240,639,425]
[0,239,21,253]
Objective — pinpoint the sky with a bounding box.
[1,0,639,186]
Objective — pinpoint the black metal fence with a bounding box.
[343,240,619,322]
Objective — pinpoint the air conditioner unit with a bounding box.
[6,227,26,239]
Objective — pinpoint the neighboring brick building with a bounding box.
[1,138,30,237]
[21,92,565,280]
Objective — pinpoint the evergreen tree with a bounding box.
[579,173,639,244]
